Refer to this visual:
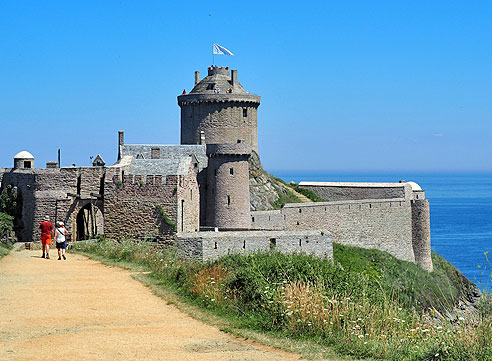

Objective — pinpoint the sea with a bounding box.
[274,171,492,291]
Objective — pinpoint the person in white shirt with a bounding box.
[54,221,69,260]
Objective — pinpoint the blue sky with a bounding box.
[1,1,491,172]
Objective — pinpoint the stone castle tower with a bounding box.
[177,66,261,152]
[206,144,251,229]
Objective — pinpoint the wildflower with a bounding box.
[458,316,465,321]
[358,334,364,338]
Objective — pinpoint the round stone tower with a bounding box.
[13,151,34,169]
[206,144,251,229]
[177,66,261,153]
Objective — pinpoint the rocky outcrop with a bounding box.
[249,151,299,211]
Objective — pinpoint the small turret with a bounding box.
[206,143,251,229]
[13,151,34,169]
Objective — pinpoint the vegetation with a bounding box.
[267,174,302,208]
[0,212,14,240]
[0,184,21,241]
[271,188,301,209]
[0,241,12,260]
[155,204,176,232]
[73,240,491,360]
[288,182,326,202]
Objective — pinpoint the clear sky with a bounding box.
[1,1,491,172]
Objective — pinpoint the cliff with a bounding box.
[249,151,301,210]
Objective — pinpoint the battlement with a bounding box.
[111,174,178,186]
[208,66,229,76]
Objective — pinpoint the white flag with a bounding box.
[213,43,234,56]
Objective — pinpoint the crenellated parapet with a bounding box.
[178,67,260,152]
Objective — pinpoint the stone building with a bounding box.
[0,65,432,270]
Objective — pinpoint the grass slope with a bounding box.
[72,240,491,361]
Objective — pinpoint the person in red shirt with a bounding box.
[39,216,53,259]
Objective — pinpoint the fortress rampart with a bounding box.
[250,181,433,270]
[177,229,333,262]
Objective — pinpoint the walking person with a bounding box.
[54,221,69,260]
[39,216,53,259]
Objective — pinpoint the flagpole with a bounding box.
[212,42,214,66]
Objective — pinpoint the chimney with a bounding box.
[200,130,206,145]
[231,69,238,86]
[118,130,124,160]
[195,71,200,85]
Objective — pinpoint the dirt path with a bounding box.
[0,248,301,361]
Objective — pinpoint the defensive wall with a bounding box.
[250,181,433,271]
[176,229,333,262]
[0,159,200,242]
[0,167,106,242]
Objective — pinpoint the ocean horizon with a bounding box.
[273,171,492,291]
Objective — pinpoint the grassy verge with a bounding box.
[72,240,492,360]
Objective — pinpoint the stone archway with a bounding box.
[68,200,104,241]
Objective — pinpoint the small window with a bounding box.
[299,208,302,213]
[269,238,276,250]
[252,216,255,222]
[214,169,217,176]
[190,189,193,200]
[230,168,234,175]
[243,240,246,249]
[23,161,31,168]
[227,195,231,206]
[214,242,217,249]
[151,148,160,159]
[243,108,247,117]
[77,175,81,195]
[207,83,216,90]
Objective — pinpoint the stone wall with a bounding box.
[282,199,415,262]
[176,161,200,233]
[104,163,199,240]
[299,182,411,201]
[250,210,284,230]
[177,229,333,262]
[0,167,107,242]
[104,174,177,239]
[411,199,433,271]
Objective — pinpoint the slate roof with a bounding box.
[119,144,207,176]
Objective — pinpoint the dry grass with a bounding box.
[189,263,231,306]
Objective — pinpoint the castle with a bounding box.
[0,66,432,271]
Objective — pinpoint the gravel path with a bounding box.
[0,248,300,361]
